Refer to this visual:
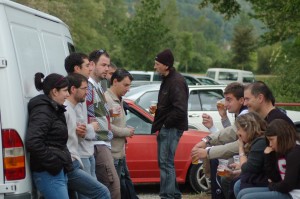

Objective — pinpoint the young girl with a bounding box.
[232,112,268,197]
[26,73,72,199]
[236,119,300,199]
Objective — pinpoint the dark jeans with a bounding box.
[157,127,183,199]
[114,158,139,199]
[210,159,225,199]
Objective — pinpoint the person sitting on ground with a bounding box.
[202,82,248,133]
[232,112,268,197]
[236,119,300,199]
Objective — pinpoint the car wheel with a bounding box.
[188,163,211,193]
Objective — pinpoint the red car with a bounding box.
[124,99,210,193]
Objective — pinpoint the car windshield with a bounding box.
[124,102,153,135]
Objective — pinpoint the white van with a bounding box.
[0,0,74,198]
[206,68,255,84]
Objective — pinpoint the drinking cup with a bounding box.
[217,159,229,176]
[149,101,157,114]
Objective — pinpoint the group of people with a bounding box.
[24,46,299,199]
[191,81,300,199]
[25,48,189,199]
[26,49,138,199]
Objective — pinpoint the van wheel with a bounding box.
[188,164,211,193]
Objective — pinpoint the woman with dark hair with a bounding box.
[232,112,268,197]
[26,73,72,199]
[236,119,300,199]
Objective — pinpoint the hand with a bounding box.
[217,106,228,119]
[229,162,241,170]
[202,113,213,129]
[76,125,86,138]
[237,137,244,148]
[127,126,135,138]
[91,121,100,131]
[264,146,274,154]
[191,147,208,160]
[227,168,241,179]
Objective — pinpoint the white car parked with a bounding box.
[125,84,235,131]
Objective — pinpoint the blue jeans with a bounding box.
[32,169,69,199]
[81,156,97,179]
[67,160,110,199]
[237,187,292,199]
[157,127,183,199]
[234,179,241,197]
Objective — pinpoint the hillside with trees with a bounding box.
[13,0,300,104]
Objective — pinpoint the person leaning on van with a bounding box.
[26,73,73,199]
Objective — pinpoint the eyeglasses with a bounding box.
[77,87,88,91]
[96,49,106,56]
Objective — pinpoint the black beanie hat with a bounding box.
[155,49,174,67]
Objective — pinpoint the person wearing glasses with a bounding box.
[64,73,110,199]
[87,49,121,199]
[65,52,99,180]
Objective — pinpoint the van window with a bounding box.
[11,24,47,98]
[68,43,75,53]
[131,74,151,81]
[42,31,67,74]
[218,72,238,81]
[207,71,215,79]
[243,77,255,83]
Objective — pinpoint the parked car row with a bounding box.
[129,71,223,87]
[125,84,234,131]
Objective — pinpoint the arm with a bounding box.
[221,117,231,128]
[208,140,239,159]
[25,107,63,175]
[208,125,237,145]
[269,147,300,193]
[164,79,188,128]
[264,149,281,182]
[241,138,266,173]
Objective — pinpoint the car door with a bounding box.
[125,105,160,183]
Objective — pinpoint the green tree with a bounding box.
[231,26,256,70]
[116,0,173,70]
[177,32,193,73]
[256,45,273,74]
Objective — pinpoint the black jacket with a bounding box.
[26,94,72,175]
[151,68,189,133]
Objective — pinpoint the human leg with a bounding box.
[237,187,291,199]
[114,158,122,178]
[157,127,183,199]
[210,159,225,199]
[120,158,138,199]
[81,156,97,179]
[95,145,121,199]
[233,179,241,198]
[67,160,110,199]
[32,169,69,199]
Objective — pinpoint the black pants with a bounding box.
[210,159,225,199]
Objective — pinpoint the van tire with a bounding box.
[188,164,211,193]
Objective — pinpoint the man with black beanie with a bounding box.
[150,49,189,199]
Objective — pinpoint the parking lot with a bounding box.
[135,184,210,199]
